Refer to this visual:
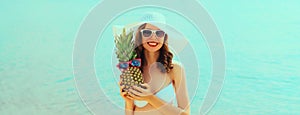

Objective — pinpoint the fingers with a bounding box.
[120,85,126,94]
[121,92,134,101]
[120,85,125,89]
[119,82,135,101]
[128,91,140,100]
[132,85,145,92]
[120,83,151,101]
[129,88,143,96]
[140,83,150,89]
[127,95,134,100]
[120,85,125,91]
[121,91,127,96]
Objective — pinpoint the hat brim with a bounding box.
[113,22,189,54]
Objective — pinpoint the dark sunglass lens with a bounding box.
[142,30,152,37]
[156,31,165,38]
[119,63,129,69]
[131,59,141,67]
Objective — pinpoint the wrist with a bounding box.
[146,94,155,104]
[125,101,134,108]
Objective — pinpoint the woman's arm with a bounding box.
[129,63,190,115]
[149,63,190,115]
[120,81,135,115]
[125,101,135,115]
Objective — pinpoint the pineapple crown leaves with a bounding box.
[114,28,137,62]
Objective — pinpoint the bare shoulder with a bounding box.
[169,61,185,80]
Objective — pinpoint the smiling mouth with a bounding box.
[147,42,158,47]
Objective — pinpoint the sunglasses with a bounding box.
[140,29,166,39]
[117,58,141,70]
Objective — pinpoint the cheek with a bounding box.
[142,43,147,48]
[141,38,147,44]
[159,38,165,44]
[157,44,163,49]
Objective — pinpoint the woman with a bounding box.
[119,23,190,115]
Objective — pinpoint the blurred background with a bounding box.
[1,0,299,114]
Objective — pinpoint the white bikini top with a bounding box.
[134,83,177,107]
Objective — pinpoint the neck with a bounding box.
[144,50,160,66]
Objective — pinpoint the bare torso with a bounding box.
[134,63,173,115]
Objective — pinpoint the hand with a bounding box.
[128,83,154,102]
[119,80,134,103]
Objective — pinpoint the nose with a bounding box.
[149,32,157,40]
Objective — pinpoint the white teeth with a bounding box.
[149,42,158,45]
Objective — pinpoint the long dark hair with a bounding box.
[135,23,174,73]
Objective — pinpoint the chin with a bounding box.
[147,49,160,52]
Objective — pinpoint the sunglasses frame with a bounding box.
[116,58,142,70]
[140,29,166,39]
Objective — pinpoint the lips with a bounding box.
[147,42,158,47]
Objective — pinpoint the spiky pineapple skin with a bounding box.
[120,67,144,93]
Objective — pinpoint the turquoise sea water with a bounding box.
[1,0,300,115]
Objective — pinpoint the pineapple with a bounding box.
[114,28,144,94]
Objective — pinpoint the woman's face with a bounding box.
[141,23,165,52]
